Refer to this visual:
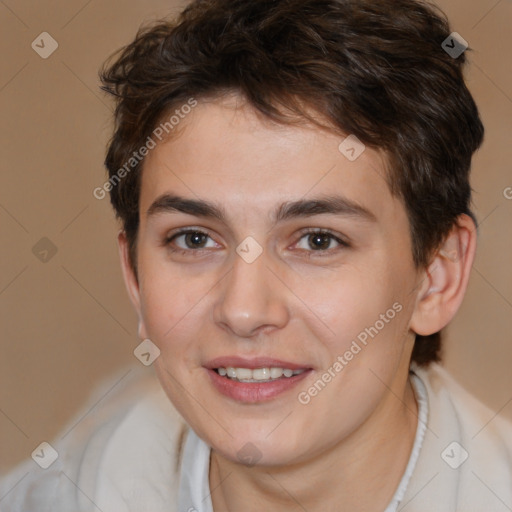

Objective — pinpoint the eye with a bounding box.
[294,229,349,254]
[163,229,219,254]
[162,227,349,258]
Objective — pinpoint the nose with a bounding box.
[213,248,290,338]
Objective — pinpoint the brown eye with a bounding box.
[307,233,333,250]
[182,231,209,248]
[164,229,217,253]
[294,229,349,254]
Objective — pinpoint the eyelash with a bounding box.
[163,228,349,257]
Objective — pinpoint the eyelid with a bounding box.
[164,226,210,240]
[163,227,218,247]
[295,227,349,244]
[292,228,350,253]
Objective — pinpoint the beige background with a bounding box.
[0,0,511,474]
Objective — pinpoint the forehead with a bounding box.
[139,97,401,228]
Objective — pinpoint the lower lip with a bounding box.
[206,368,312,403]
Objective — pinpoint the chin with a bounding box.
[207,428,309,468]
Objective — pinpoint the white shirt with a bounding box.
[178,371,429,512]
[1,363,511,511]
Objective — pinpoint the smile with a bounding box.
[207,367,312,403]
[215,366,306,382]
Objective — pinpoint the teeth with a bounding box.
[216,366,305,382]
[253,368,270,380]
[235,368,253,380]
[270,367,283,379]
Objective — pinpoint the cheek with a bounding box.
[137,258,213,348]
[290,265,401,350]
[293,266,411,403]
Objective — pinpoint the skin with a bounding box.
[118,94,477,511]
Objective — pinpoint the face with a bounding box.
[122,95,422,467]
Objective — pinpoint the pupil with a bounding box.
[310,233,329,250]
[187,232,206,248]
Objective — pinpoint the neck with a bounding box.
[209,373,419,512]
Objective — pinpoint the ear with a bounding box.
[410,214,477,336]
[117,230,148,339]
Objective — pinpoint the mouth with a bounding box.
[204,357,313,403]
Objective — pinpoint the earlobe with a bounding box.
[137,319,148,340]
[410,214,477,336]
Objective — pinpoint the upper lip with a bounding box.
[204,356,311,370]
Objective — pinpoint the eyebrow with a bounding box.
[146,194,377,224]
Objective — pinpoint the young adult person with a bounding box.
[1,1,511,510]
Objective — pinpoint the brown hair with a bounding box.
[100,0,484,366]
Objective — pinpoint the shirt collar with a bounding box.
[178,371,428,512]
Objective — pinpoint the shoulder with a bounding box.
[415,362,512,447]
[0,365,189,512]
[404,363,512,511]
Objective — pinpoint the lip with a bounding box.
[207,368,312,403]
[204,356,311,371]
[204,356,313,403]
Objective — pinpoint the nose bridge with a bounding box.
[213,246,289,337]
